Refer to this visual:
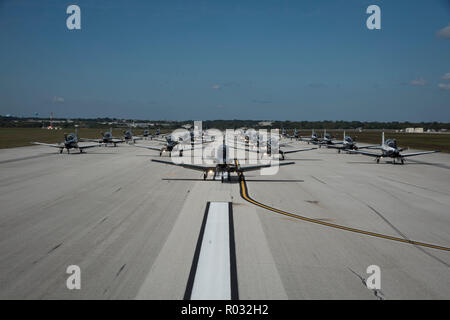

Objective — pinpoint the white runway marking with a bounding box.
[191,202,231,300]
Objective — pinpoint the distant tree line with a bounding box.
[1,116,450,131]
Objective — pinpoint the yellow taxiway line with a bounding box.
[236,161,450,252]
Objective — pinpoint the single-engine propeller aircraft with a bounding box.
[348,132,440,164]
[316,129,342,147]
[233,136,317,160]
[135,134,211,157]
[135,135,184,156]
[151,138,295,182]
[123,130,143,144]
[32,131,101,154]
[300,129,320,144]
[326,131,374,153]
[81,128,125,147]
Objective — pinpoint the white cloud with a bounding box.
[410,78,426,86]
[436,23,450,39]
[442,73,450,80]
[438,83,450,90]
[52,96,64,102]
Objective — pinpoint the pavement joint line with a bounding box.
[235,160,450,252]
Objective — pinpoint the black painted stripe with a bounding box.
[183,202,210,300]
[228,202,239,300]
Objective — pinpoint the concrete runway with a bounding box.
[0,140,449,299]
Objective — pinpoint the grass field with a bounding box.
[1,128,450,153]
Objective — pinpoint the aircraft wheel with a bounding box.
[376,158,380,163]
[59,149,63,154]
[160,151,162,156]
[203,173,207,180]
[221,175,224,183]
[338,150,341,154]
[401,158,404,164]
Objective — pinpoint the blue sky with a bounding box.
[0,0,449,121]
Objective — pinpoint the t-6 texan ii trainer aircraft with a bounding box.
[80,128,125,147]
[135,134,211,157]
[31,132,101,154]
[326,131,376,153]
[300,129,320,144]
[348,132,440,164]
[232,136,316,160]
[151,138,295,182]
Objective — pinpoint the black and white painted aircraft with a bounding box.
[135,135,183,156]
[32,132,101,154]
[317,129,342,147]
[348,132,440,164]
[300,129,320,144]
[288,128,301,140]
[151,138,295,182]
[123,130,143,144]
[234,136,316,160]
[81,128,125,147]
[326,131,374,153]
[135,134,210,157]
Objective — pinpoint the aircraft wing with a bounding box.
[178,143,207,150]
[401,150,440,157]
[31,142,63,148]
[111,138,125,143]
[231,145,259,153]
[357,145,379,149]
[282,147,317,154]
[135,144,162,151]
[79,138,102,143]
[151,159,216,172]
[326,145,344,149]
[347,150,382,157]
[78,143,102,150]
[237,161,295,172]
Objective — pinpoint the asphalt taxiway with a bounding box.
[0,140,449,299]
